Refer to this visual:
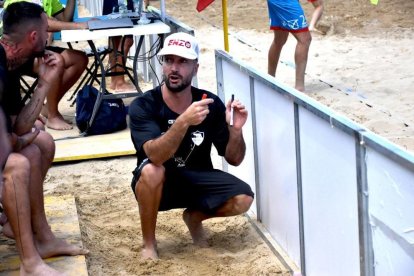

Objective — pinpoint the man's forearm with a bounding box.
[143,118,189,166]
[47,19,87,32]
[13,81,49,135]
[225,128,246,166]
[62,0,76,22]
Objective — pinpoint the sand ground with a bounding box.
[4,0,414,275]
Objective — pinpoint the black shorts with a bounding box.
[19,46,67,77]
[131,160,254,214]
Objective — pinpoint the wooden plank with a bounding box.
[51,127,136,163]
[0,195,88,275]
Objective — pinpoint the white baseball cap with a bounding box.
[158,32,200,60]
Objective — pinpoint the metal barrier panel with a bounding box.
[217,60,257,215]
[366,147,414,276]
[215,49,414,276]
[299,106,360,276]
[254,80,301,266]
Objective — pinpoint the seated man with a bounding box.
[1,130,65,275]
[4,0,89,130]
[0,3,88,274]
[102,0,137,92]
[129,32,254,259]
[2,109,56,275]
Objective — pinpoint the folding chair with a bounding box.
[66,43,111,106]
[20,76,38,105]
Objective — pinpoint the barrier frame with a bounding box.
[215,49,414,276]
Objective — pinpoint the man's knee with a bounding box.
[72,50,88,69]
[233,194,254,214]
[18,144,42,165]
[33,131,55,162]
[76,52,88,70]
[3,153,30,183]
[273,31,289,45]
[62,49,88,70]
[296,32,312,47]
[139,163,165,189]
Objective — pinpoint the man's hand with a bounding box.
[37,114,47,126]
[79,21,89,30]
[226,98,248,130]
[10,129,40,152]
[13,51,64,135]
[37,51,64,87]
[143,97,213,166]
[178,98,214,126]
[224,98,248,166]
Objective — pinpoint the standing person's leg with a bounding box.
[1,153,62,275]
[292,31,312,92]
[44,49,88,130]
[133,163,165,260]
[268,30,289,77]
[109,36,135,92]
[308,0,324,34]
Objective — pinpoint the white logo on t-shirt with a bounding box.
[191,131,204,146]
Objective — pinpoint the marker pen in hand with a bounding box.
[230,94,234,127]
[202,93,207,100]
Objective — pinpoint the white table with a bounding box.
[61,20,170,135]
[61,20,170,43]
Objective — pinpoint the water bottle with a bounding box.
[132,0,140,14]
[118,0,127,14]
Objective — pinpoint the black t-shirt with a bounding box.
[129,86,229,169]
[0,45,23,133]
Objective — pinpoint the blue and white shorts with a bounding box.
[267,0,309,32]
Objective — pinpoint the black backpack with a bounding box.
[75,85,127,135]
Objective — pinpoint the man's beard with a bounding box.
[32,49,46,58]
[163,73,192,93]
[32,40,47,58]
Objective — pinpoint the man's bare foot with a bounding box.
[21,261,65,276]
[46,116,73,131]
[36,237,89,259]
[309,27,326,35]
[41,107,72,124]
[46,113,73,130]
[295,84,305,92]
[182,209,209,247]
[141,247,159,260]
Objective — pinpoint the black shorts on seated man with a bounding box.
[129,32,254,260]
